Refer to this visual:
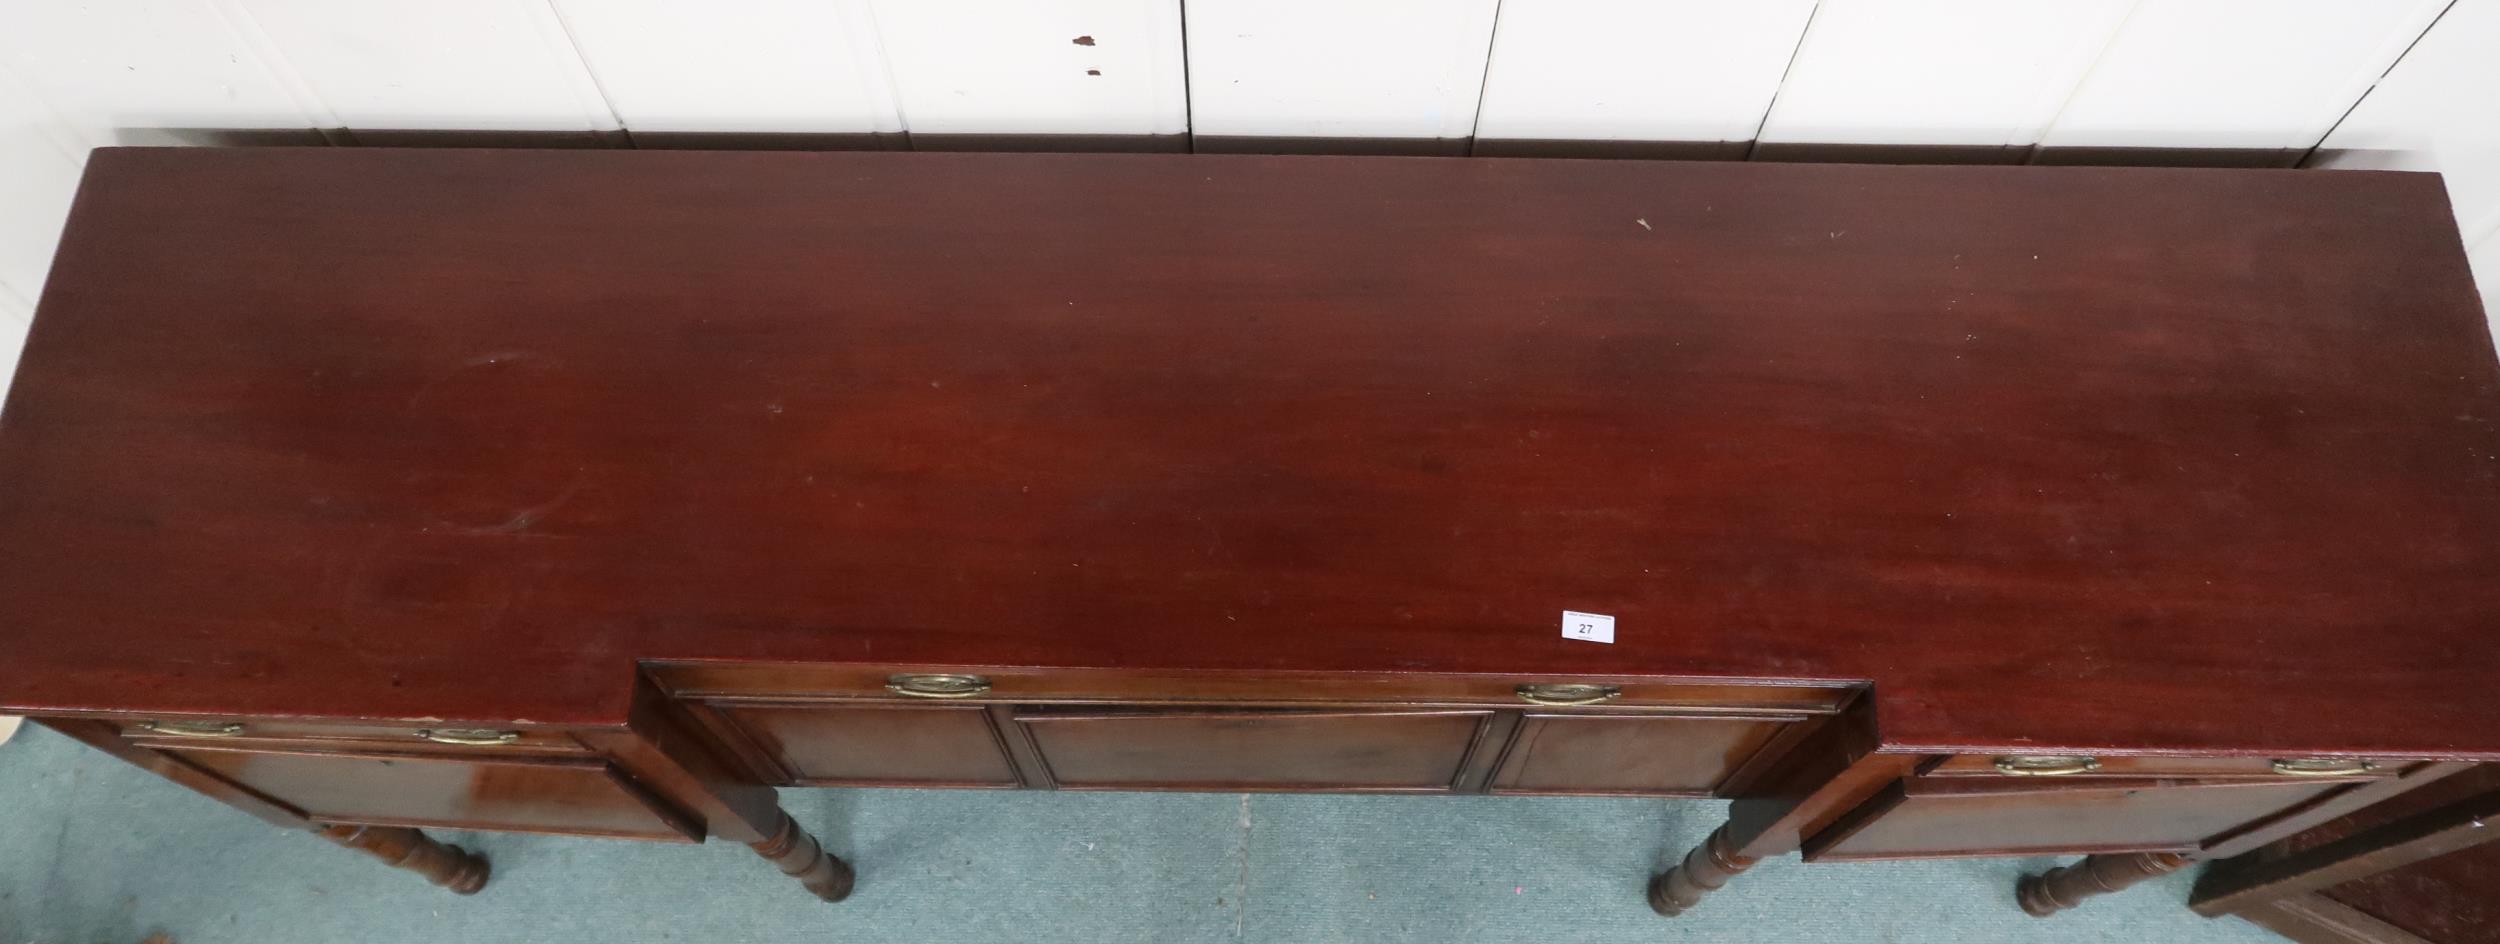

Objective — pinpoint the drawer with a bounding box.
[698,702,1021,788]
[649,663,1855,714]
[1016,708,1494,791]
[1926,753,2393,781]
[164,745,700,842]
[1487,713,1795,797]
[120,716,589,756]
[1804,776,2344,861]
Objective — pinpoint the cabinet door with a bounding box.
[705,703,1020,787]
[1017,708,1493,791]
[1805,776,2342,860]
[1487,713,1792,796]
[169,747,699,841]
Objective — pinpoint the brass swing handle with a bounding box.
[140,720,247,738]
[2271,758,2377,777]
[1515,683,1622,707]
[1993,755,2102,777]
[887,674,993,698]
[416,729,523,746]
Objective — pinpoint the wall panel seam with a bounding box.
[0,281,35,323]
[2019,0,2143,165]
[213,0,351,145]
[2296,0,2462,168]
[1743,0,1826,160]
[2464,212,2500,251]
[853,0,915,147]
[0,58,93,161]
[1177,0,1195,151]
[1459,0,1506,156]
[522,0,631,145]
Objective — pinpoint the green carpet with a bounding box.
[0,724,2283,943]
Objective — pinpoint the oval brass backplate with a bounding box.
[1992,755,2101,777]
[886,673,993,698]
[1514,683,1622,707]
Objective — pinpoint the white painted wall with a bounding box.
[1475,0,1814,151]
[1759,0,2132,152]
[1185,0,1501,142]
[0,0,322,149]
[2313,0,2500,251]
[873,0,1186,137]
[0,67,82,306]
[0,290,26,406]
[551,0,900,136]
[2034,0,2451,160]
[0,0,2496,349]
[232,0,618,143]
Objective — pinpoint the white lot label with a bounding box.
[1561,610,1615,644]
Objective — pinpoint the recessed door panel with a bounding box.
[1489,714,1790,796]
[1019,708,1491,791]
[711,703,1020,787]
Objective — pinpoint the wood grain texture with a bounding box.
[2192,769,2500,915]
[36,717,313,829]
[1,149,2497,764]
[712,703,1023,786]
[1805,777,2343,860]
[747,808,855,903]
[317,824,491,895]
[1485,713,1789,795]
[2233,891,2442,944]
[1016,707,1492,791]
[2015,851,2191,917]
[1648,823,1757,916]
[167,747,703,841]
[2194,764,2500,942]
[2319,844,2500,944]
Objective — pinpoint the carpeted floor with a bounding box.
[0,723,2284,944]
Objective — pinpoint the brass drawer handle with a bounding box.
[2271,758,2377,777]
[140,720,246,739]
[1992,755,2102,777]
[1515,683,1622,707]
[416,729,522,746]
[886,673,992,698]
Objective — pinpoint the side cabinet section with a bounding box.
[1806,775,2356,860]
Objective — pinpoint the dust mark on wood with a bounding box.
[453,473,585,535]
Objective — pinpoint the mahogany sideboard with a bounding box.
[2,148,2497,923]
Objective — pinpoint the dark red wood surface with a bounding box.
[2,148,2496,758]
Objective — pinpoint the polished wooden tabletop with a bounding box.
[2,148,2494,758]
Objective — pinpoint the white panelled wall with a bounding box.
[1756,0,2132,158]
[1474,0,1816,157]
[3,0,2499,400]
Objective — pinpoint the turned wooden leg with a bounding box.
[1649,824,1759,917]
[2017,852,2191,917]
[318,824,491,895]
[750,809,855,903]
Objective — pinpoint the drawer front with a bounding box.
[1017,708,1493,791]
[1927,754,2393,781]
[704,703,1020,787]
[1806,777,2342,861]
[649,662,1855,714]
[167,747,699,842]
[121,717,589,756]
[1488,714,1791,796]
